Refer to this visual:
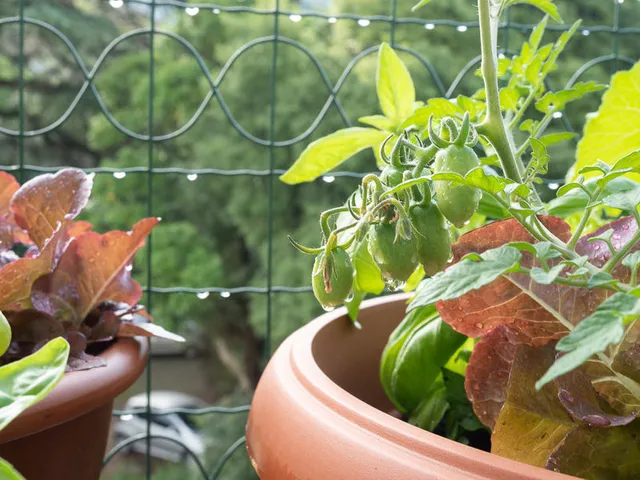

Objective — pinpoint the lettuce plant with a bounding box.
[282,0,640,477]
[0,168,181,371]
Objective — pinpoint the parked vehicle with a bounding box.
[114,391,208,463]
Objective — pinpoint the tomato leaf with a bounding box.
[409,245,522,310]
[573,62,640,181]
[376,43,416,126]
[280,128,388,184]
[506,0,562,22]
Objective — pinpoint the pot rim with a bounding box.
[282,293,572,479]
[0,337,148,444]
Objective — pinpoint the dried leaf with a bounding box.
[118,320,185,342]
[10,169,92,249]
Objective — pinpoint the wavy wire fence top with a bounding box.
[0,0,638,478]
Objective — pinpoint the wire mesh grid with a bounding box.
[0,0,639,478]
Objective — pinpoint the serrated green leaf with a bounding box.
[529,16,548,51]
[536,81,605,113]
[409,246,522,310]
[431,167,512,195]
[542,21,580,76]
[507,0,561,22]
[622,251,640,272]
[358,115,395,131]
[539,132,577,147]
[612,149,640,173]
[572,62,640,181]
[500,88,520,111]
[536,293,640,389]
[587,271,617,289]
[548,177,640,218]
[280,128,388,184]
[602,186,640,211]
[530,264,564,285]
[377,43,416,126]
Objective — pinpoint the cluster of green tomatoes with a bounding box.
[292,114,483,311]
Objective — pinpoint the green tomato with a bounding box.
[380,166,404,188]
[410,204,452,277]
[0,312,11,357]
[312,248,354,309]
[433,145,482,228]
[368,223,418,284]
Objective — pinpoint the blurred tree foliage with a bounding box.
[0,1,639,478]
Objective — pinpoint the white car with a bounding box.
[114,391,208,463]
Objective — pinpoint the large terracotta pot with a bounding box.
[0,337,148,480]
[246,294,574,480]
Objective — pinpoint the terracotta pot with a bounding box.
[247,294,575,480]
[0,337,148,480]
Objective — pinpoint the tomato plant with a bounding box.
[281,0,640,477]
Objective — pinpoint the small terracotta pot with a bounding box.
[0,337,148,480]
[246,294,575,480]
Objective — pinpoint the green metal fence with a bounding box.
[1,0,639,478]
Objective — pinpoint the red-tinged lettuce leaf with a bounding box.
[0,172,30,248]
[10,168,92,249]
[546,421,640,479]
[0,222,88,311]
[555,365,638,426]
[465,326,519,429]
[576,216,639,270]
[491,344,576,468]
[48,217,158,320]
[66,352,107,372]
[437,217,572,344]
[5,310,65,343]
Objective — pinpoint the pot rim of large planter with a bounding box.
[247,293,574,480]
[0,337,148,444]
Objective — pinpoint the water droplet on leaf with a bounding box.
[322,305,335,312]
